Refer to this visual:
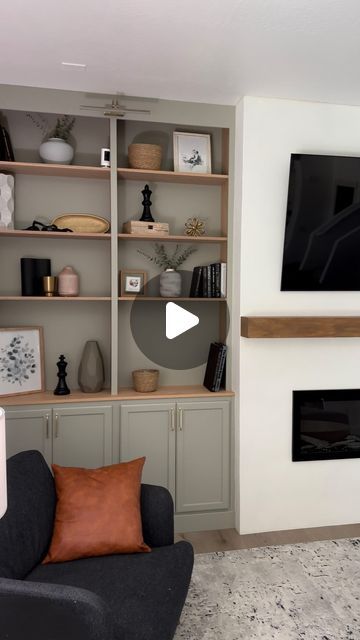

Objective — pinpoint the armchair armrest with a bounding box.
[140,484,174,547]
[0,577,113,640]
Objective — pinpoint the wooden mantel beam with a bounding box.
[241,316,360,338]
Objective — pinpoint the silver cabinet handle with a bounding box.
[54,413,59,438]
[178,408,183,431]
[169,408,175,431]
[45,413,50,439]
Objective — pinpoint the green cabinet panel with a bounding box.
[120,403,176,499]
[4,408,52,466]
[120,399,231,513]
[4,404,112,469]
[176,400,230,513]
[52,405,113,468]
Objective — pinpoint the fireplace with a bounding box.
[292,389,360,461]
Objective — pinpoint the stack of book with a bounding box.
[189,262,227,298]
[203,342,227,392]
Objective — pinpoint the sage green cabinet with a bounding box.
[120,399,230,513]
[176,400,230,513]
[4,408,52,466]
[4,404,112,469]
[52,406,113,468]
[120,403,176,498]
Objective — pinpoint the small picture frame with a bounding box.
[0,327,45,397]
[173,131,212,174]
[120,270,147,296]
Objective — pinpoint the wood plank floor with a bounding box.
[175,523,360,554]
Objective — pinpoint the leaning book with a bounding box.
[203,342,227,392]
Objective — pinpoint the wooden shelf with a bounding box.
[0,296,111,301]
[117,233,227,243]
[0,161,228,186]
[117,167,228,186]
[0,161,110,180]
[118,296,227,302]
[1,386,235,406]
[241,316,360,338]
[0,230,110,240]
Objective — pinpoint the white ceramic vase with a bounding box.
[160,269,181,297]
[39,137,74,165]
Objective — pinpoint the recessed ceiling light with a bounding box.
[61,62,87,70]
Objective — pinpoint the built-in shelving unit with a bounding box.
[241,316,360,338]
[0,109,232,398]
[0,96,235,533]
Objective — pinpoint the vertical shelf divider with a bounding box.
[219,129,229,345]
[110,118,119,395]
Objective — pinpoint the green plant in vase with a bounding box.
[27,113,76,165]
[138,243,197,297]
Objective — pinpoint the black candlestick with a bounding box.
[139,184,154,222]
[54,354,70,395]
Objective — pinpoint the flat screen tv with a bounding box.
[281,153,360,291]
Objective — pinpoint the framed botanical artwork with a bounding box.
[120,271,147,296]
[0,327,45,397]
[173,131,212,174]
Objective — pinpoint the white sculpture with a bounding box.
[0,173,14,229]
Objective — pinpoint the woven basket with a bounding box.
[132,369,159,392]
[128,144,162,170]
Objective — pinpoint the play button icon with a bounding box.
[130,271,229,370]
[166,302,199,339]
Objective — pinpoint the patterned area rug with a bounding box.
[175,538,360,640]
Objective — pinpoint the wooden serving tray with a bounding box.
[52,214,110,233]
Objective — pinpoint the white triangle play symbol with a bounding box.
[166,302,199,340]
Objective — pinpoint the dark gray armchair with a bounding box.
[0,451,194,640]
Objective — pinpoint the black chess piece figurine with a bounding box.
[139,184,154,222]
[54,354,70,395]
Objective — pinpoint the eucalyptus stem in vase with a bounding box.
[138,243,197,297]
[27,113,76,165]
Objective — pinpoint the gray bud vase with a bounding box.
[78,340,104,393]
[160,268,182,297]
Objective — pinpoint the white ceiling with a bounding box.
[2,0,360,106]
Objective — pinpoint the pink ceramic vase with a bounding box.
[57,266,79,297]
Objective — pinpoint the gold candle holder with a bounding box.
[42,276,58,297]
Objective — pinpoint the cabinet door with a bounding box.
[52,405,112,468]
[4,408,52,466]
[120,403,175,498]
[176,400,230,513]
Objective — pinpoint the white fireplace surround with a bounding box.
[235,96,360,534]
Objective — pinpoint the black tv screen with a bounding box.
[281,153,360,291]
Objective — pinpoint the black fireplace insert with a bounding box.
[293,389,360,461]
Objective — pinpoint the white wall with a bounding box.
[237,96,360,534]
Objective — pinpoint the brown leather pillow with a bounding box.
[43,457,150,564]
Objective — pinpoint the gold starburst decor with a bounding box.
[184,217,205,237]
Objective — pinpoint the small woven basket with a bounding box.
[132,369,159,392]
[128,144,162,170]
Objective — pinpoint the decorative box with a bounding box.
[122,220,169,236]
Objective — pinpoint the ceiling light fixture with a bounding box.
[61,62,87,70]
